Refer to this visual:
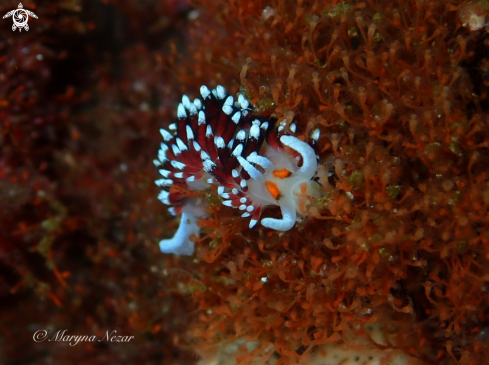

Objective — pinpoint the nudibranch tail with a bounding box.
[155,85,321,255]
[159,211,198,256]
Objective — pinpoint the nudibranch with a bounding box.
[154,85,320,255]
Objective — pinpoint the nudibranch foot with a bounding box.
[159,211,199,256]
[159,198,206,256]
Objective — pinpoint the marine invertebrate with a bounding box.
[155,85,320,255]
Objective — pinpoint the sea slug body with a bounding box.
[155,85,320,255]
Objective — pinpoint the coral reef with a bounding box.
[1,0,489,364]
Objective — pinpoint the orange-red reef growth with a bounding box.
[160,0,489,363]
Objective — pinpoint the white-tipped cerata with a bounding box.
[198,110,206,125]
[176,138,188,151]
[222,95,234,115]
[200,85,211,99]
[186,125,195,140]
[216,85,227,99]
[160,128,172,141]
[193,98,202,110]
[247,152,273,169]
[237,156,264,180]
[249,219,258,228]
[182,95,192,110]
[177,103,187,119]
[232,111,241,124]
[238,94,250,109]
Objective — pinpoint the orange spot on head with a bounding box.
[273,168,292,179]
[266,181,281,200]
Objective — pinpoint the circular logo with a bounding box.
[3,4,38,32]
[12,9,28,28]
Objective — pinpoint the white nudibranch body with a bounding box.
[155,85,320,255]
